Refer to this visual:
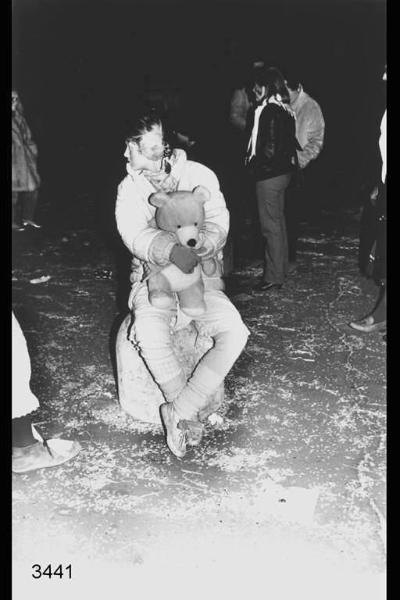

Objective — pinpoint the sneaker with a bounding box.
[23,220,42,229]
[160,403,187,458]
[348,315,386,333]
[12,439,81,473]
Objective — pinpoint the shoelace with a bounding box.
[42,438,54,457]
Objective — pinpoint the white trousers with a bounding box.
[12,312,40,419]
[131,285,250,420]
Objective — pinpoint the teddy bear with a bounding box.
[147,185,217,317]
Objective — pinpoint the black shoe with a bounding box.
[255,281,283,292]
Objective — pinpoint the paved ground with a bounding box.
[12,201,386,600]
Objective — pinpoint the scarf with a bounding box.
[246,98,267,162]
[246,95,296,163]
[141,148,180,193]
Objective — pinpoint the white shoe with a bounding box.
[348,315,386,333]
[160,403,187,458]
[12,439,81,473]
[23,220,42,229]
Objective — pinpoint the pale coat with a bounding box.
[115,149,229,299]
[229,87,251,132]
[12,112,40,192]
[290,88,325,169]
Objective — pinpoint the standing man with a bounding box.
[283,71,325,269]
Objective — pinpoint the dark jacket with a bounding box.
[248,103,299,181]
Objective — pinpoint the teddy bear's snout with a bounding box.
[186,238,197,248]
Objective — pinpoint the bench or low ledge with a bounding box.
[116,313,224,424]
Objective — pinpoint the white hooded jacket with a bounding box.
[115,149,229,293]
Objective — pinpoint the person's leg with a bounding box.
[284,178,302,264]
[12,192,22,229]
[160,289,249,457]
[278,179,290,277]
[285,173,304,265]
[131,285,187,403]
[173,290,249,421]
[350,182,387,333]
[22,190,41,227]
[132,285,195,458]
[12,415,37,448]
[349,283,386,332]
[12,312,41,420]
[256,179,279,283]
[256,174,291,284]
[12,312,80,472]
[371,284,386,323]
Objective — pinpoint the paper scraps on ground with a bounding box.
[30,275,52,284]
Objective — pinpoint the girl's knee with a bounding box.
[217,317,249,349]
[133,312,171,347]
[234,320,250,349]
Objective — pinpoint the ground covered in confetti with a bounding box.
[12,201,386,600]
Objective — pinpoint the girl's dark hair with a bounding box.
[253,66,290,104]
[125,110,162,144]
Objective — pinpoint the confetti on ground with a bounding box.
[29,275,52,284]
[12,210,386,581]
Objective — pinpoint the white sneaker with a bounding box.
[160,403,187,458]
[23,220,42,229]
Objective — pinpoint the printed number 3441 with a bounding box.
[32,564,72,579]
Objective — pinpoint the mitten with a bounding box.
[169,244,199,274]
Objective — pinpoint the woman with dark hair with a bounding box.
[246,66,299,291]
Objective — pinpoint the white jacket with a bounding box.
[115,149,229,289]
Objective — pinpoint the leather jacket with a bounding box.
[247,103,300,181]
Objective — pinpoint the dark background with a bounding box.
[12,0,386,232]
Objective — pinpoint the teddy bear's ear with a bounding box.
[148,191,170,208]
[192,185,210,205]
